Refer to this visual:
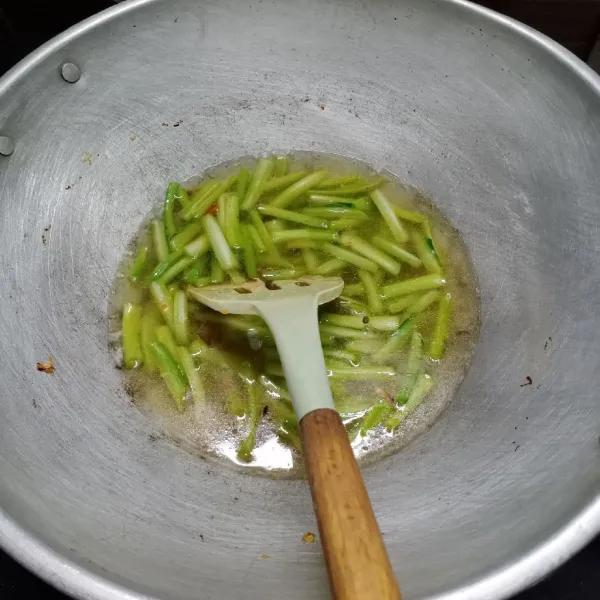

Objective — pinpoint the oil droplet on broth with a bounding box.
[108,152,481,479]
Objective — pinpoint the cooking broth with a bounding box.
[109,152,480,477]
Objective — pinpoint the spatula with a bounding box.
[190,276,402,600]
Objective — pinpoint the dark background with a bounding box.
[1,1,599,598]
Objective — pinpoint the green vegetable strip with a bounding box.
[189,337,209,359]
[322,243,378,272]
[176,187,190,209]
[173,290,189,345]
[308,195,373,211]
[345,339,383,354]
[273,156,289,177]
[343,282,365,297]
[335,296,369,316]
[267,398,297,430]
[367,316,401,332]
[411,230,442,274]
[272,229,339,243]
[152,250,184,280]
[152,220,169,264]
[237,363,261,462]
[236,167,250,199]
[371,235,422,269]
[284,240,322,250]
[158,256,194,284]
[260,267,305,281]
[314,258,345,275]
[129,245,150,283]
[202,214,238,272]
[321,313,367,330]
[402,290,441,319]
[382,274,446,300]
[326,218,364,231]
[319,324,377,340]
[240,225,257,279]
[247,223,267,253]
[385,373,433,431]
[150,342,187,410]
[217,193,227,229]
[177,346,205,403]
[140,309,160,369]
[302,249,319,272]
[155,325,180,360]
[249,210,279,256]
[183,234,211,259]
[370,189,408,243]
[259,374,291,402]
[257,204,328,228]
[392,205,426,223]
[396,331,423,405]
[359,270,383,314]
[276,428,302,452]
[270,171,329,208]
[184,175,237,221]
[171,222,204,252]
[386,292,421,314]
[262,171,307,194]
[183,254,210,284]
[328,366,396,379]
[163,183,179,240]
[372,317,416,362]
[323,348,360,364]
[210,255,225,283]
[150,281,174,328]
[313,175,360,189]
[339,233,401,275]
[361,402,393,435]
[187,276,211,287]
[122,303,143,369]
[226,390,246,417]
[316,177,386,196]
[223,193,242,248]
[302,206,368,219]
[241,157,275,211]
[265,219,286,233]
[429,293,452,360]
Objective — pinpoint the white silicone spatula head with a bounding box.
[188,276,343,420]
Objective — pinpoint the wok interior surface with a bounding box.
[0,0,599,599]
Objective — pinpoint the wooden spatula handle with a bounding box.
[300,408,402,600]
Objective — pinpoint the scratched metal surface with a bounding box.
[0,0,599,599]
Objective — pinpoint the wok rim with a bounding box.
[0,0,599,598]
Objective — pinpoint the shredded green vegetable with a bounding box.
[120,155,462,462]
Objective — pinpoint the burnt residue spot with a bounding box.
[36,360,55,374]
[319,104,325,111]
[173,119,183,127]
[162,122,169,127]
[544,336,553,350]
[199,534,204,541]
[32,399,38,409]
[302,97,310,103]
[234,497,239,501]
[65,185,72,190]
[520,376,533,387]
